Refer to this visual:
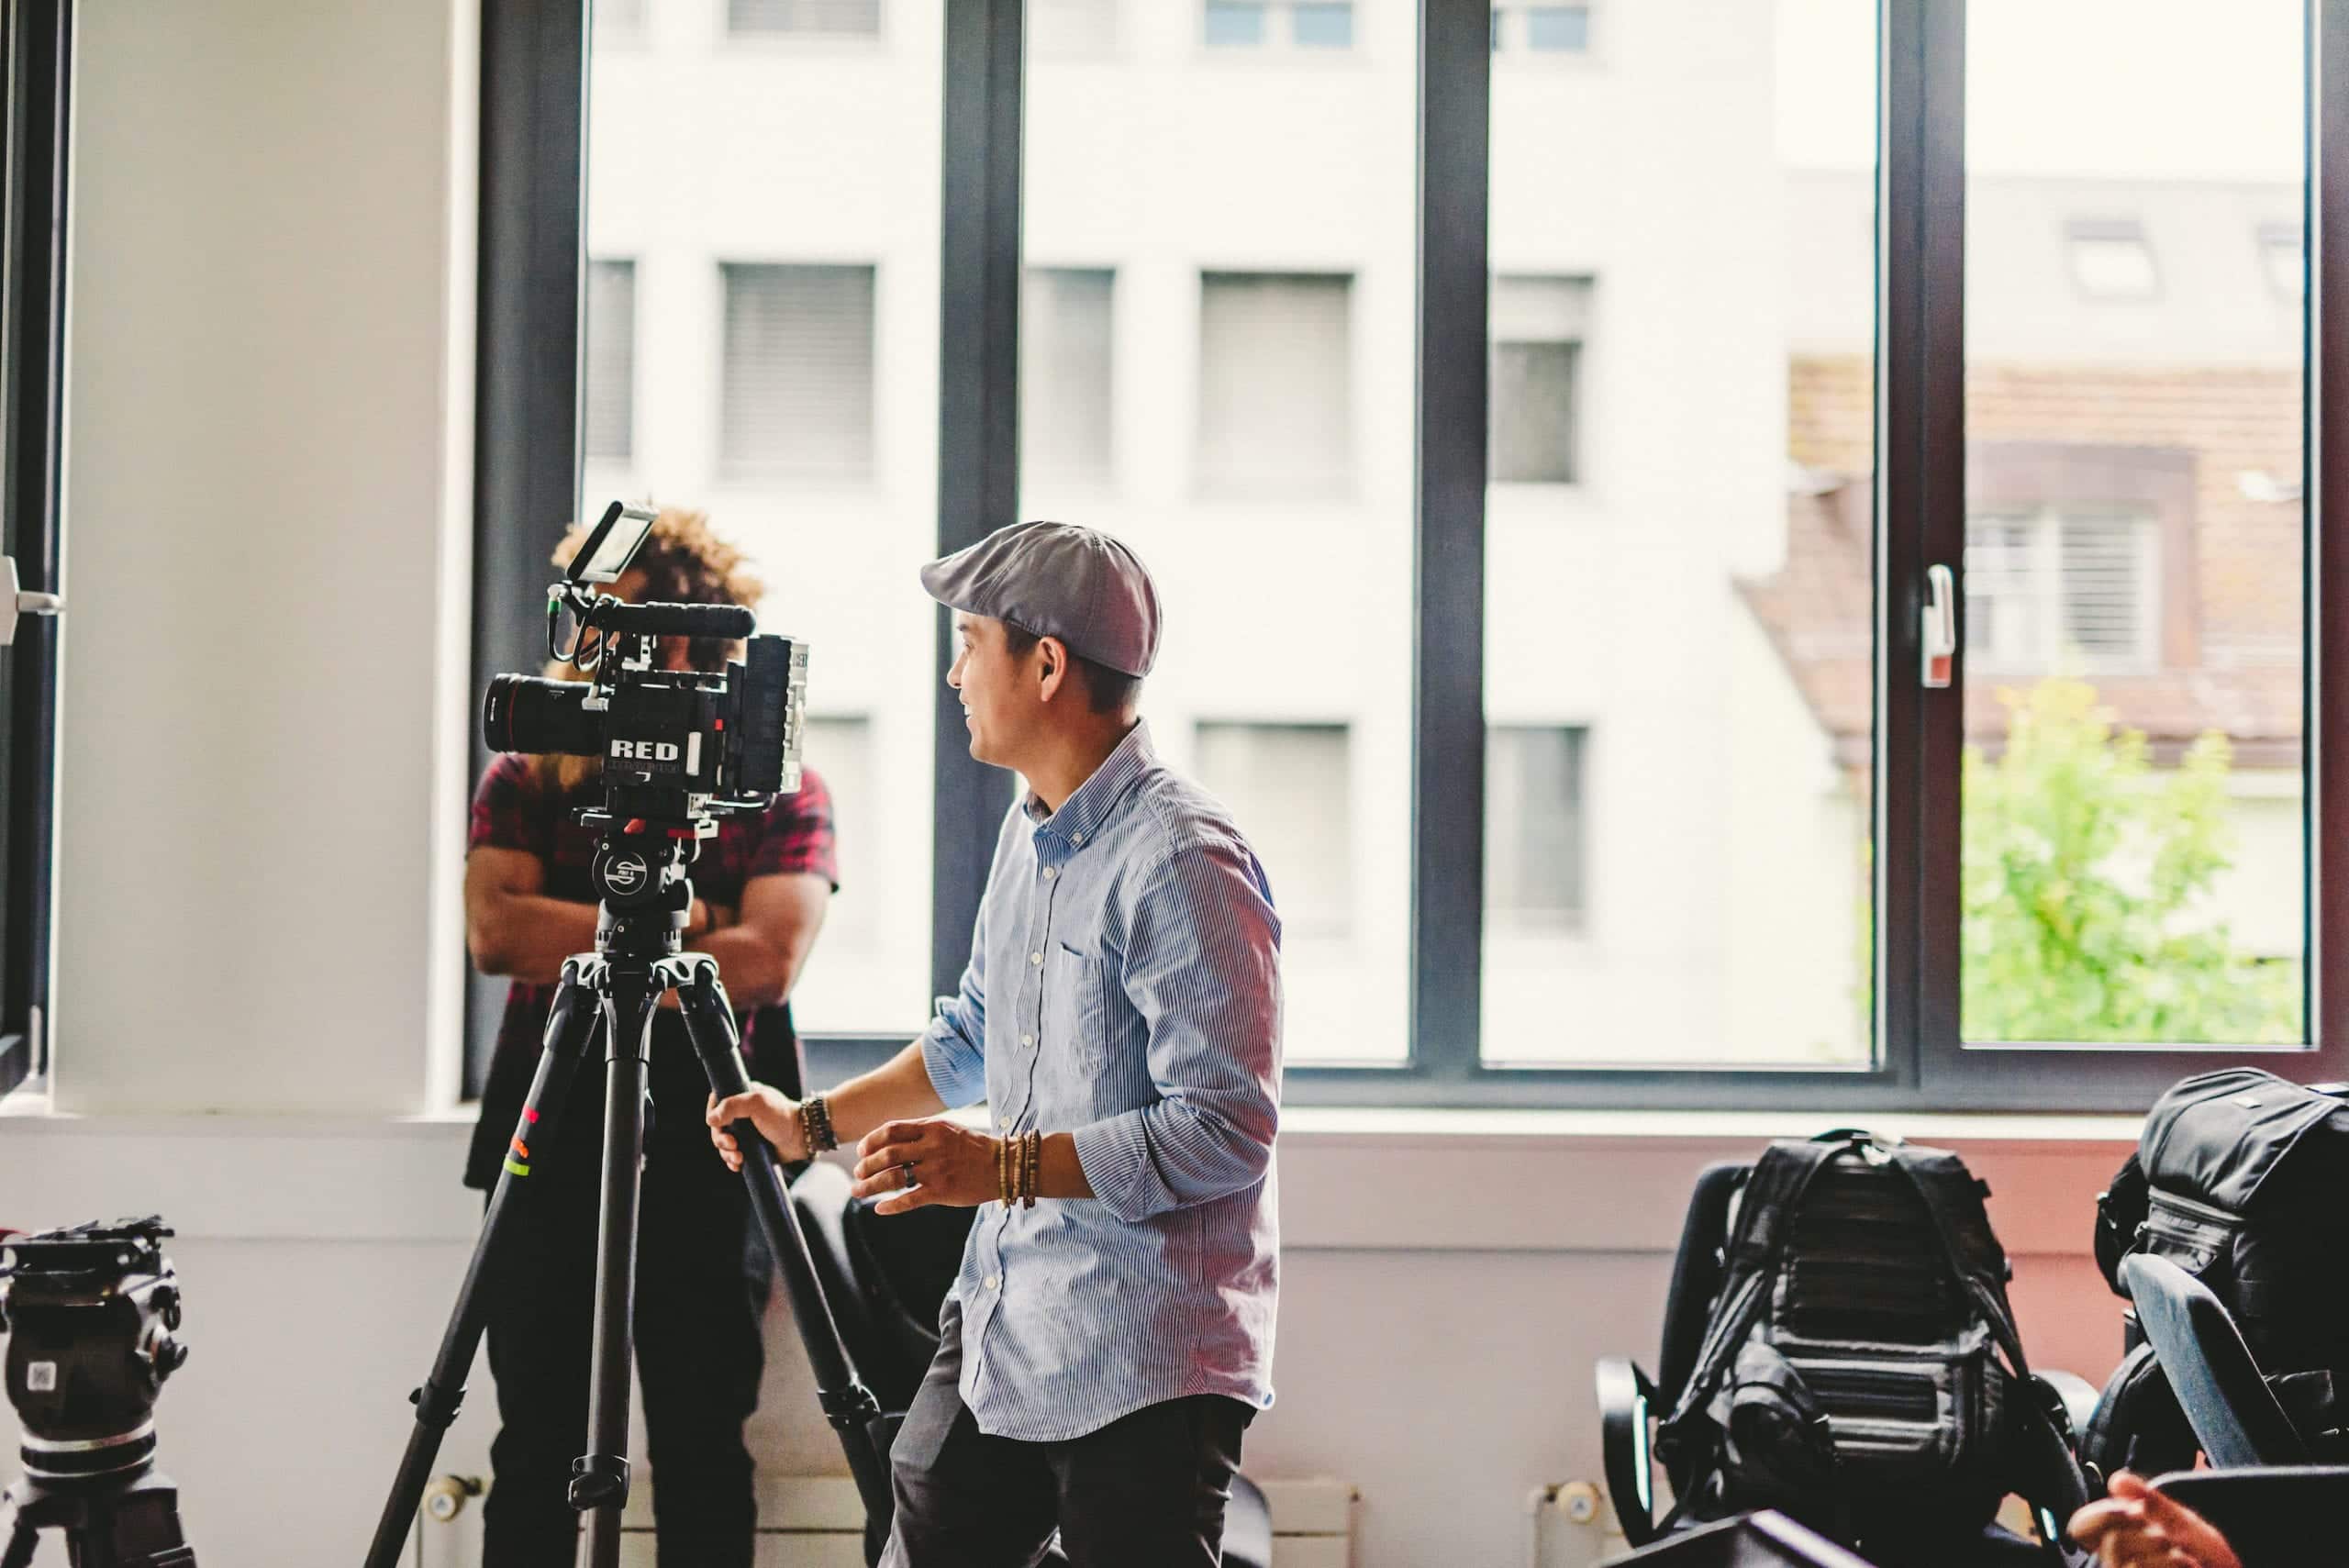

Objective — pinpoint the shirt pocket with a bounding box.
[1046,938,1114,1073]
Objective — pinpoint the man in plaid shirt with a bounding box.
[463,506,838,1568]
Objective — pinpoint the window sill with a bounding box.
[1277,1102,2141,1149]
[0,1102,2137,1256]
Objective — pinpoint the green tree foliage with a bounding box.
[1959,678,2300,1044]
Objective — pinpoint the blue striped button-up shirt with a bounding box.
[918,719,1283,1441]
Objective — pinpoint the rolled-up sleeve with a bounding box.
[919,897,990,1109]
[1074,841,1282,1222]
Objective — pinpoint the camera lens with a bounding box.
[483,675,601,758]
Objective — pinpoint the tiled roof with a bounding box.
[1745,348,2303,767]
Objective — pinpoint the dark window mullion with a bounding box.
[1411,0,1489,1084]
[930,0,1023,1006]
[464,0,587,1098]
[2313,0,2349,1061]
[1869,0,1944,1098]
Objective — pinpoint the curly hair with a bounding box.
[533,503,767,794]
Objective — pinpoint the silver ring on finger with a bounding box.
[900,1161,917,1190]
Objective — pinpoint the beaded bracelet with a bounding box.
[799,1095,840,1155]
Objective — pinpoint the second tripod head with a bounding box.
[0,1216,188,1486]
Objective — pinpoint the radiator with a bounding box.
[416,1473,1357,1567]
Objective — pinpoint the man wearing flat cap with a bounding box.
[710,521,1283,1567]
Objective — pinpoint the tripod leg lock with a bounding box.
[568,1454,631,1512]
[817,1381,885,1432]
[408,1376,467,1429]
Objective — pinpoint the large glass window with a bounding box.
[1960,0,2307,1048]
[582,0,941,1034]
[1482,0,1877,1066]
[477,0,2349,1106]
[1024,1,1414,1063]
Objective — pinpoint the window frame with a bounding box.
[0,0,70,1104]
[472,0,2349,1112]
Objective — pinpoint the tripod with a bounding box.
[363,787,895,1568]
[1,1456,195,1568]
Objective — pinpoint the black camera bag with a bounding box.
[1656,1132,2084,1556]
[2087,1067,2349,1477]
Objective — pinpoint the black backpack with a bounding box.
[2087,1067,2349,1478]
[1656,1131,2087,1557]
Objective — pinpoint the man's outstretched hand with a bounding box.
[851,1118,999,1215]
[2068,1472,2244,1568]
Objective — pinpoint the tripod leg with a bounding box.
[0,1508,33,1568]
[362,958,607,1568]
[671,962,896,1548]
[572,969,660,1568]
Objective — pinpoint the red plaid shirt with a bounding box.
[463,752,838,1188]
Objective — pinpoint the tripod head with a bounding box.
[576,783,745,962]
[0,1218,187,1490]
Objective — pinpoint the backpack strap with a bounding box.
[1881,1144,2032,1374]
[1651,1138,1858,1534]
[1882,1145,2093,1559]
[2093,1154,2149,1299]
[1663,1137,1862,1434]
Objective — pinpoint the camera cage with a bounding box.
[504,500,806,827]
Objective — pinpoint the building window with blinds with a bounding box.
[1493,4,1594,54]
[1490,274,1593,484]
[1022,268,1115,485]
[729,0,882,38]
[1965,509,2161,673]
[1197,272,1353,497]
[1204,2,1355,50]
[1194,722,1353,940]
[583,259,635,464]
[2064,217,2160,302]
[1486,725,1588,934]
[718,262,876,483]
[1031,0,1119,57]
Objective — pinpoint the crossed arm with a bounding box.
[463,844,830,1009]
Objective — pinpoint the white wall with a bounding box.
[51,0,476,1115]
[0,1113,2136,1568]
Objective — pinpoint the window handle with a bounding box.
[3,555,62,649]
[1920,562,1955,689]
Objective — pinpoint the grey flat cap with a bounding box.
[920,521,1163,677]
